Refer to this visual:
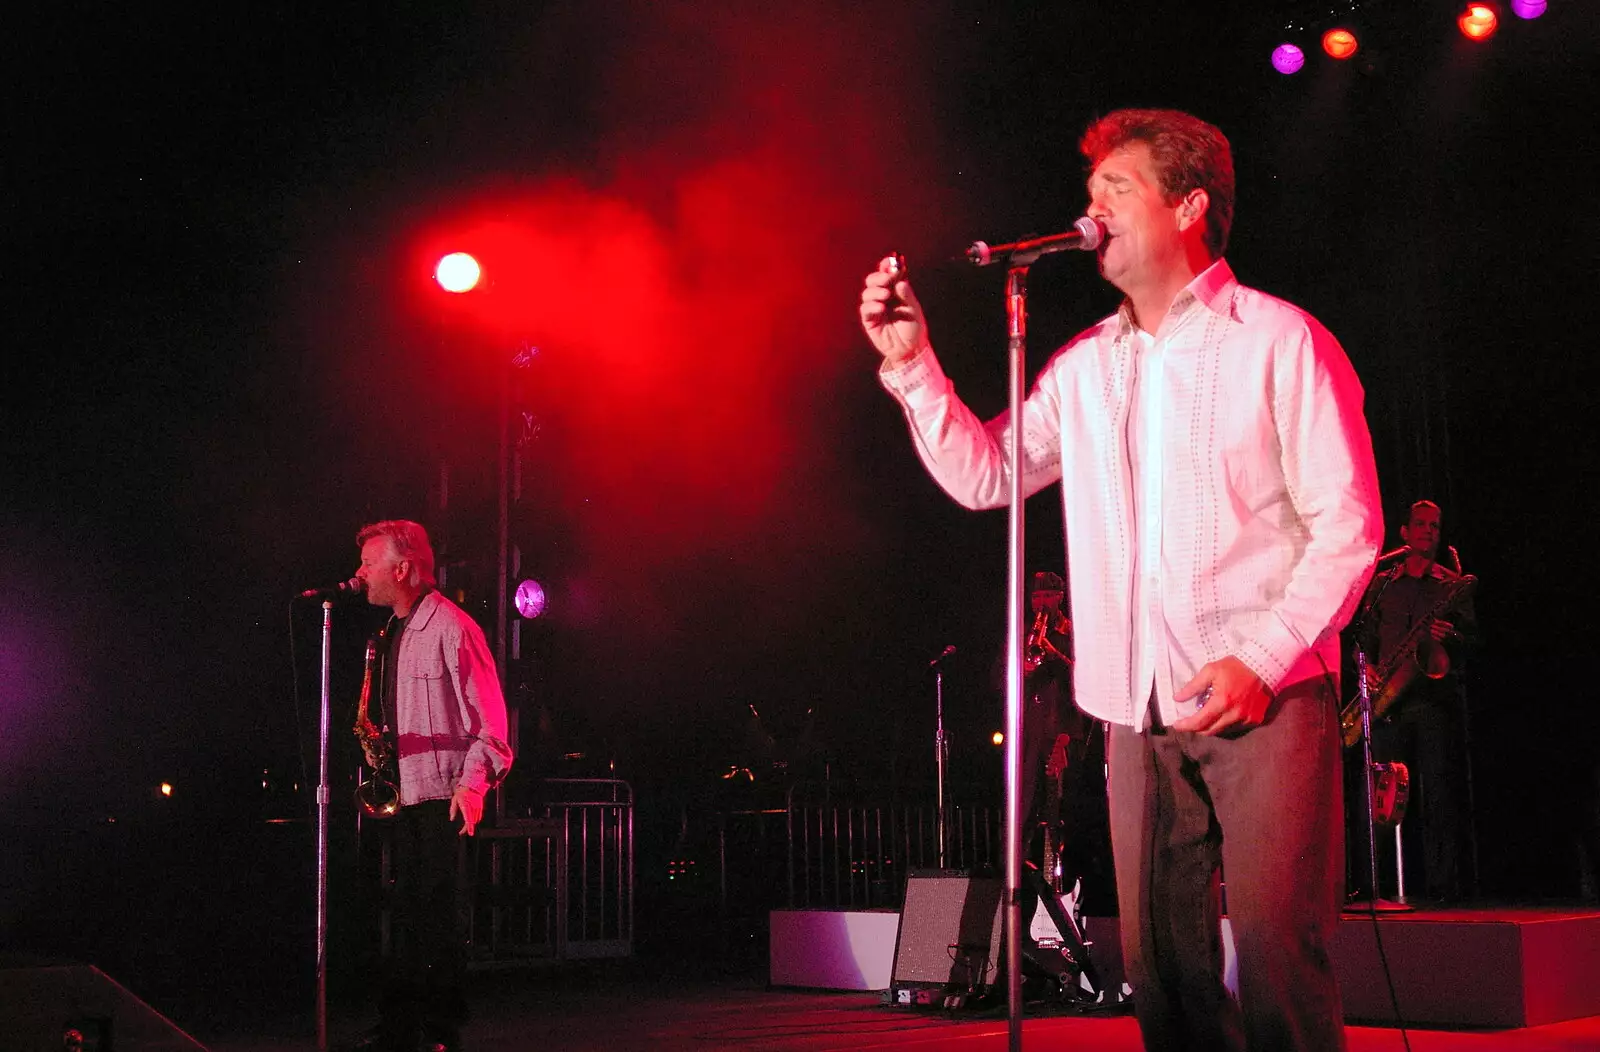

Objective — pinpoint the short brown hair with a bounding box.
[1407,500,1441,526]
[356,519,438,589]
[1080,108,1235,259]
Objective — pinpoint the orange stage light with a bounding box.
[1459,3,1499,39]
[1322,28,1360,60]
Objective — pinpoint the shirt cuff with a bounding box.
[877,344,940,402]
[1232,615,1307,694]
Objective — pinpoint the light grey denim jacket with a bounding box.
[391,591,513,806]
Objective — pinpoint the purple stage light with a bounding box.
[1272,43,1306,75]
[1510,0,1546,18]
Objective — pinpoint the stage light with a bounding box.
[1271,43,1306,75]
[513,578,547,619]
[992,731,1005,747]
[1510,0,1546,17]
[1458,3,1499,38]
[1322,28,1359,60]
[434,252,482,293]
[160,782,173,797]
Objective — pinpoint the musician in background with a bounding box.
[1017,571,1085,834]
[1351,499,1478,904]
[339,520,514,1052]
[1000,572,1105,989]
[1018,571,1114,919]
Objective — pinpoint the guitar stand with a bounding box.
[1020,860,1105,1007]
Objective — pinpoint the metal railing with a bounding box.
[467,777,634,966]
[787,800,998,909]
[708,789,999,921]
[782,795,999,910]
[458,777,989,965]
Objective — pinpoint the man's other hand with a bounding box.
[1171,656,1272,735]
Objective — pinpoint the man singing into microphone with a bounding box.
[339,520,513,1052]
[861,109,1382,1050]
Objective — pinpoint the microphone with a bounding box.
[929,644,957,667]
[298,577,364,599]
[966,217,1105,267]
[1375,546,1411,564]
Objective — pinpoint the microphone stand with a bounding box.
[1348,647,1412,915]
[315,600,333,1050]
[950,227,1096,1040]
[931,652,952,869]
[1000,260,1033,1050]
[1449,545,1481,898]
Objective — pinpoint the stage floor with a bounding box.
[195,961,1600,1052]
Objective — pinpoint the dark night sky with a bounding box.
[4,0,1599,897]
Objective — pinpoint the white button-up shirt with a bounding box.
[881,260,1383,728]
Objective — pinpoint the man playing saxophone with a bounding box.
[1349,499,1478,904]
[338,519,514,1052]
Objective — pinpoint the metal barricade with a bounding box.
[467,777,634,966]
[779,791,999,910]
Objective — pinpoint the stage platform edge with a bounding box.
[1333,906,1600,1028]
[766,908,1175,997]
[771,905,1600,1028]
[769,908,901,990]
[0,961,207,1052]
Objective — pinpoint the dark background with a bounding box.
[3,0,1597,1029]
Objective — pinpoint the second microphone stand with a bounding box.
[1348,647,1413,915]
[315,600,334,1050]
[930,647,954,869]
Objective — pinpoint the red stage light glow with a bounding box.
[396,2,951,664]
[1459,3,1500,39]
[1322,28,1359,60]
[434,252,482,293]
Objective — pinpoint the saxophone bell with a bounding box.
[1024,609,1050,671]
[354,633,401,819]
[357,775,401,819]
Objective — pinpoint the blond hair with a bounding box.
[356,519,438,589]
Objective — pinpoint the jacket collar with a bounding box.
[401,589,443,631]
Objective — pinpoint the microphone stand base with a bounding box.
[1342,897,1415,914]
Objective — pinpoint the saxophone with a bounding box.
[1024,610,1051,672]
[1025,610,1073,673]
[354,631,400,817]
[1340,571,1475,747]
